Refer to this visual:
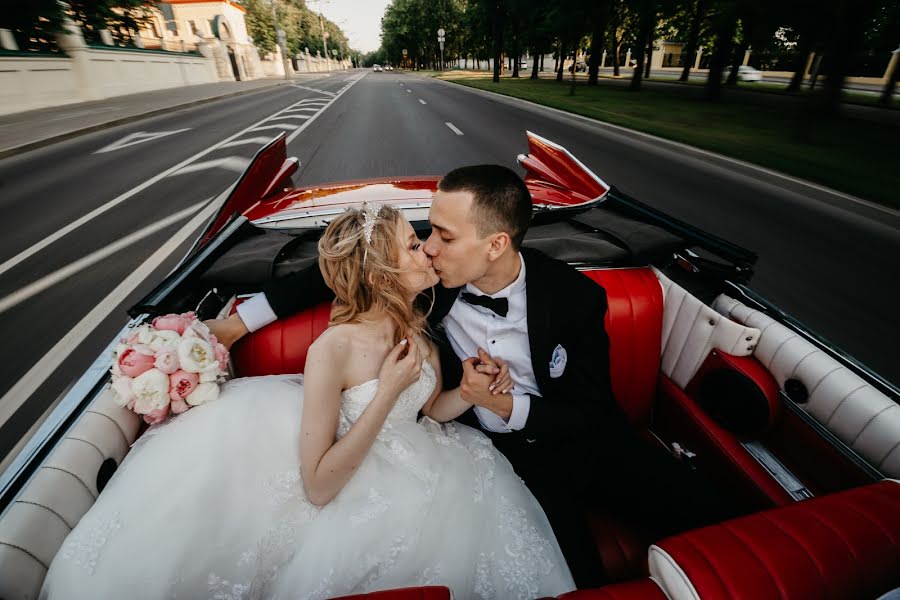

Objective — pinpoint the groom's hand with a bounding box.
[461,357,513,420]
[203,313,249,350]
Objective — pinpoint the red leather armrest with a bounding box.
[330,586,452,600]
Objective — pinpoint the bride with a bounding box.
[41,203,576,599]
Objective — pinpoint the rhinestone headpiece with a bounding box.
[360,201,384,267]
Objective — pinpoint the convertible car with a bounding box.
[1,132,898,599]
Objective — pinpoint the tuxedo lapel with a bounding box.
[522,249,553,393]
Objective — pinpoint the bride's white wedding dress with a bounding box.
[41,361,575,599]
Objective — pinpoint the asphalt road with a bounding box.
[1,69,898,466]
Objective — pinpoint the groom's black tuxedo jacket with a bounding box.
[262,247,632,462]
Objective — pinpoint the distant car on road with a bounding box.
[724,65,763,82]
[385,65,394,71]
[372,64,383,72]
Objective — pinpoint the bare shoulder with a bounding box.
[307,324,354,368]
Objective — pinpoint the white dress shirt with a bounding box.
[238,253,538,433]
[442,253,537,433]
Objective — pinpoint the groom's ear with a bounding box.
[486,232,512,260]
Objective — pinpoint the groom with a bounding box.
[210,165,707,587]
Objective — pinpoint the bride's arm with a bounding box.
[300,333,420,506]
[420,340,472,423]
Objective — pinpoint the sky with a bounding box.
[308,0,393,53]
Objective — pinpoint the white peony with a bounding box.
[131,369,171,414]
[110,376,134,407]
[186,382,219,406]
[177,337,217,373]
[148,329,181,353]
[199,367,219,383]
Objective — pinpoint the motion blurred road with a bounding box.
[1,68,898,465]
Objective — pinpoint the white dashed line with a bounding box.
[419,99,427,105]
[406,89,412,93]
[445,122,464,135]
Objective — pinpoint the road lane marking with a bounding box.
[0,88,350,279]
[94,129,191,154]
[445,122,464,135]
[406,89,412,93]
[286,73,366,144]
[269,115,311,121]
[249,123,299,132]
[170,157,250,176]
[0,199,219,427]
[0,201,207,316]
[291,84,335,96]
[419,99,427,104]
[219,137,274,149]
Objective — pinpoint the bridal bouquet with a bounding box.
[109,312,229,424]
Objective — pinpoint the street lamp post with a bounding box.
[437,27,445,71]
[270,0,290,80]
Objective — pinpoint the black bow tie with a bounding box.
[461,292,508,317]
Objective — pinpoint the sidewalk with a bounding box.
[0,73,328,159]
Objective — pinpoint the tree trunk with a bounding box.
[644,41,653,78]
[787,47,813,93]
[531,46,540,78]
[588,20,606,85]
[704,10,737,101]
[819,3,868,118]
[679,0,705,82]
[726,41,748,86]
[879,55,898,105]
[492,2,503,83]
[540,53,544,71]
[557,35,567,81]
[630,2,655,91]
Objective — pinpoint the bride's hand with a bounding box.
[378,337,422,400]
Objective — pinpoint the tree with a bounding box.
[629,0,658,90]
[1,0,66,52]
[66,0,156,45]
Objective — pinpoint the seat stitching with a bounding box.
[661,290,689,358]
[767,333,795,371]
[806,365,844,401]
[669,302,704,383]
[877,438,900,468]
[838,499,898,546]
[757,512,828,596]
[67,437,106,461]
[720,522,787,599]
[803,508,863,585]
[42,466,97,500]
[0,541,48,570]
[678,534,737,597]
[85,410,129,446]
[824,383,869,426]
[850,404,897,445]
[788,349,819,381]
[16,499,74,530]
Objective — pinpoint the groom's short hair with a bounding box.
[438,165,532,250]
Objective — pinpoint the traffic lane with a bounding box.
[0,76,351,264]
[289,73,518,188]
[392,74,900,383]
[0,221,195,460]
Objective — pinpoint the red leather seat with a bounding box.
[329,586,451,600]
[557,579,668,599]
[230,268,666,581]
[649,480,900,599]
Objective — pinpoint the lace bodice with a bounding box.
[338,361,436,437]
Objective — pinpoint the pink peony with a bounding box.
[214,343,229,372]
[118,347,156,378]
[154,348,180,375]
[169,369,200,401]
[152,313,195,335]
[170,398,190,414]
[143,404,171,425]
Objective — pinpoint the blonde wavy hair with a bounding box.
[318,204,431,345]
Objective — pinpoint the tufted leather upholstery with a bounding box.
[330,586,452,599]
[558,579,668,599]
[655,269,761,390]
[713,295,900,478]
[0,389,142,600]
[649,480,900,600]
[581,268,663,427]
[231,301,332,377]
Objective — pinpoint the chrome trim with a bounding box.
[251,202,433,226]
[741,440,813,501]
[0,317,147,513]
[780,394,885,481]
[525,130,612,193]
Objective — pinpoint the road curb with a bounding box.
[418,73,900,219]
[0,80,295,161]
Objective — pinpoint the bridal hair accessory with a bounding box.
[109,312,229,425]
[360,201,385,267]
